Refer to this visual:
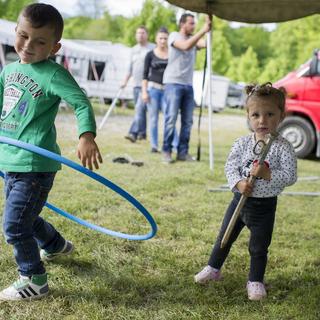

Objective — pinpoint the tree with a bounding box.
[195,30,233,75]
[224,25,271,68]
[258,58,287,83]
[63,12,128,42]
[123,0,177,46]
[268,15,320,81]
[63,16,93,39]
[0,0,32,21]
[227,46,260,83]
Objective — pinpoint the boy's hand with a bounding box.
[250,161,271,181]
[77,132,103,170]
[236,179,253,197]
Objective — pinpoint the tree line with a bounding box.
[1,0,320,84]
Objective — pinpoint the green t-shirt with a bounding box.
[0,59,96,172]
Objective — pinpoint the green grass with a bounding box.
[0,108,319,319]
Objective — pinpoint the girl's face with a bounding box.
[156,32,168,49]
[247,98,285,140]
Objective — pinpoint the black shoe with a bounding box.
[151,148,159,153]
[176,154,196,162]
[125,134,136,143]
[137,134,146,140]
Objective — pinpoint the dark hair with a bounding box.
[245,82,287,113]
[157,26,169,34]
[19,3,64,42]
[179,13,194,25]
[136,25,148,33]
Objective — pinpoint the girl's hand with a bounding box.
[142,91,149,104]
[236,179,253,197]
[250,161,271,181]
[77,132,103,170]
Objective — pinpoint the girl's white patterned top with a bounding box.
[225,133,297,198]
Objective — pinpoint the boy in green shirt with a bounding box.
[0,3,102,300]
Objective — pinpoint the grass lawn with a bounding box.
[0,106,319,319]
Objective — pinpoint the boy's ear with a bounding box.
[51,42,61,55]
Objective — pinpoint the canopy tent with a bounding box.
[166,0,320,23]
[166,0,320,171]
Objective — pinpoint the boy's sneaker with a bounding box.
[0,274,48,301]
[246,281,267,301]
[40,240,74,261]
[194,265,222,284]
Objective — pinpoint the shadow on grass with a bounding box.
[49,256,319,318]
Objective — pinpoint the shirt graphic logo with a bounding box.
[241,159,253,178]
[1,85,23,120]
[18,101,28,115]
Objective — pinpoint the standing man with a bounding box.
[162,14,212,163]
[121,26,155,142]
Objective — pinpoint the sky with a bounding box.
[42,0,146,17]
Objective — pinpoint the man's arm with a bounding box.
[141,52,152,103]
[173,15,212,51]
[120,48,134,88]
[120,73,131,88]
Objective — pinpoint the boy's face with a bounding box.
[15,16,61,64]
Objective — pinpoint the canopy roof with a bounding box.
[166,0,320,23]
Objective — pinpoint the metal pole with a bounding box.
[206,31,214,171]
[98,88,123,130]
[0,44,6,68]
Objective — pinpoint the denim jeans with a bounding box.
[148,87,179,150]
[129,87,147,138]
[208,193,277,282]
[162,84,194,156]
[3,172,65,276]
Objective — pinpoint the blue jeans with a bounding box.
[162,84,194,156]
[208,193,277,282]
[3,172,65,276]
[129,87,147,138]
[148,87,179,150]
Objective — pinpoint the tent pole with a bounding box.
[206,30,214,171]
[0,44,5,68]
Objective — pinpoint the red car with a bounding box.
[274,50,320,158]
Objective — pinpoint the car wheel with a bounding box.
[278,116,316,158]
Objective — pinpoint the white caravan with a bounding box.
[0,19,133,102]
[193,70,230,112]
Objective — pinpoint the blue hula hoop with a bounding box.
[0,136,157,240]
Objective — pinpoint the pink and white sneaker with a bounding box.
[246,281,267,300]
[194,265,222,284]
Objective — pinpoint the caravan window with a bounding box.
[4,45,19,64]
[87,60,105,81]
